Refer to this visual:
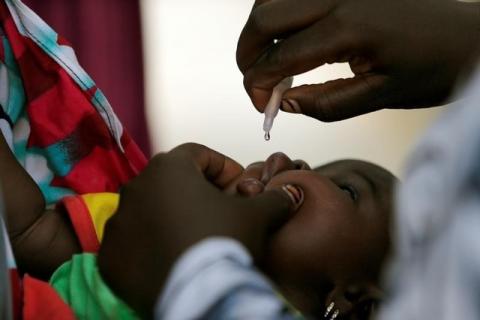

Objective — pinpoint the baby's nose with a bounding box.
[292,159,311,171]
[261,152,297,184]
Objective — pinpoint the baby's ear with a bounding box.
[325,283,383,319]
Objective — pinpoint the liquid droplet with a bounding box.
[264,132,271,141]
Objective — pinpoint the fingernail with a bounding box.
[261,163,275,184]
[261,168,273,185]
[287,99,302,113]
[281,100,295,113]
[237,178,265,196]
[281,99,301,114]
[282,184,304,209]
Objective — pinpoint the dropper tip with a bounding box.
[264,131,271,141]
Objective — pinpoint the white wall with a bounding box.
[140,0,442,176]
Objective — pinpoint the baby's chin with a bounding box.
[260,254,326,318]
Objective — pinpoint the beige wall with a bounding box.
[140,0,443,177]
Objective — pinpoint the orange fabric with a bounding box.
[23,275,75,320]
[59,196,100,253]
[59,193,120,253]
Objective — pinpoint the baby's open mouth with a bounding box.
[282,184,304,209]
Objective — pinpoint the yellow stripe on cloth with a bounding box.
[81,193,119,242]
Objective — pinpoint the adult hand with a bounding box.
[97,143,298,317]
[224,152,310,197]
[237,0,480,121]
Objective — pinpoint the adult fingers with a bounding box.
[237,0,335,73]
[252,0,272,9]
[243,18,360,111]
[170,143,244,188]
[282,74,391,121]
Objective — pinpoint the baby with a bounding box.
[1,135,395,319]
[225,152,396,319]
[9,148,395,320]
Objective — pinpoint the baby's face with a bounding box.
[226,153,396,318]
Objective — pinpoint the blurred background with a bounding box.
[24,0,443,176]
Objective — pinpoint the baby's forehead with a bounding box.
[314,160,396,187]
[315,159,378,172]
[315,160,397,219]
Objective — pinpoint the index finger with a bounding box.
[236,0,333,73]
[171,143,244,189]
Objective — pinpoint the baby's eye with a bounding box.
[339,185,358,201]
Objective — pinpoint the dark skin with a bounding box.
[226,153,396,319]
[0,137,295,288]
[1,139,298,316]
[237,0,480,121]
[0,133,81,280]
[97,143,298,318]
[100,148,394,319]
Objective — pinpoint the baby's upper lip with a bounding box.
[261,152,299,184]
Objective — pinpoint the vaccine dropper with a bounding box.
[263,77,294,141]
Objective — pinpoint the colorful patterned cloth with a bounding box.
[0,0,147,205]
[0,0,147,318]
